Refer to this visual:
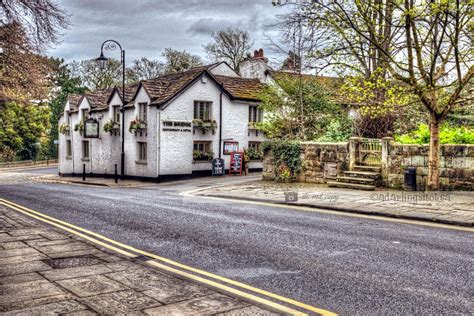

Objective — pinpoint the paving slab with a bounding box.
[41,264,113,281]
[196,180,474,227]
[80,290,161,314]
[0,204,279,314]
[56,275,128,297]
[2,300,89,316]
[143,293,248,315]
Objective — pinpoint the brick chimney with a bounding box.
[239,48,269,82]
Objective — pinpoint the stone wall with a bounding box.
[263,140,473,190]
[386,143,474,190]
[263,142,349,183]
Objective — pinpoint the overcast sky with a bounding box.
[50,0,286,66]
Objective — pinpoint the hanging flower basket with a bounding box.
[74,121,84,135]
[59,123,70,135]
[103,120,120,135]
[129,118,147,136]
[192,119,217,135]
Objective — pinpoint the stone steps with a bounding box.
[353,165,381,172]
[343,170,381,179]
[327,181,376,191]
[335,176,375,184]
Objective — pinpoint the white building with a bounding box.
[58,61,267,181]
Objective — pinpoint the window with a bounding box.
[138,142,147,161]
[193,141,211,153]
[248,141,261,152]
[113,106,120,123]
[81,109,89,122]
[138,103,147,122]
[82,140,89,159]
[193,101,212,120]
[66,140,72,157]
[249,106,263,123]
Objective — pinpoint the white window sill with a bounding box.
[66,156,72,160]
[135,160,147,165]
[192,160,212,164]
[81,158,90,161]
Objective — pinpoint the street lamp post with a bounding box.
[96,40,126,180]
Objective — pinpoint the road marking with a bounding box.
[181,190,474,233]
[0,198,337,316]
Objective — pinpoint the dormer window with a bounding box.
[82,109,89,122]
[113,106,120,123]
[138,103,147,122]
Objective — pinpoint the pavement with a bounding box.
[0,166,473,315]
[0,204,277,315]
[194,181,474,227]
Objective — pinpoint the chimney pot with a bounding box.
[258,48,264,57]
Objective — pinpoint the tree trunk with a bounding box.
[426,112,440,191]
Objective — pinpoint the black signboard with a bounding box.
[212,158,225,176]
[84,118,99,138]
[229,151,243,176]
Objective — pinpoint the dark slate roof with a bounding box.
[84,88,115,112]
[212,75,263,101]
[66,62,262,114]
[141,67,209,105]
[67,94,83,112]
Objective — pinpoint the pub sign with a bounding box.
[84,118,100,138]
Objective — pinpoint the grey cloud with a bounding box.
[50,0,284,65]
[186,18,241,36]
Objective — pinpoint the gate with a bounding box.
[358,138,382,166]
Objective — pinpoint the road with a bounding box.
[0,166,472,315]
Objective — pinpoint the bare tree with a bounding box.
[204,27,253,71]
[68,59,122,91]
[292,0,473,190]
[0,0,69,50]
[163,48,202,74]
[127,57,165,82]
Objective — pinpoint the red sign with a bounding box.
[229,151,244,176]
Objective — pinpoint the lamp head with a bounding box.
[96,52,108,70]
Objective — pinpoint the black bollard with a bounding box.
[83,164,86,181]
[114,164,118,183]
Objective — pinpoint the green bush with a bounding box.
[262,140,301,182]
[395,124,474,144]
[316,118,353,142]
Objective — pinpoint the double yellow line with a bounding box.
[0,198,337,316]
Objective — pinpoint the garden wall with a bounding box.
[263,140,473,190]
[263,142,349,183]
[387,143,474,190]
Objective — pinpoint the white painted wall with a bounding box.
[60,72,265,179]
[210,63,239,77]
[239,59,268,83]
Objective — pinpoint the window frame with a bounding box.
[81,109,89,122]
[248,141,261,152]
[193,141,212,153]
[249,106,263,123]
[66,140,72,157]
[81,140,89,159]
[193,101,212,121]
[113,106,120,123]
[138,103,147,122]
[137,141,147,161]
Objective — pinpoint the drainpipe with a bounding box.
[157,109,161,179]
[219,92,223,158]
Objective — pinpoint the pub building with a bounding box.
[58,59,267,181]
